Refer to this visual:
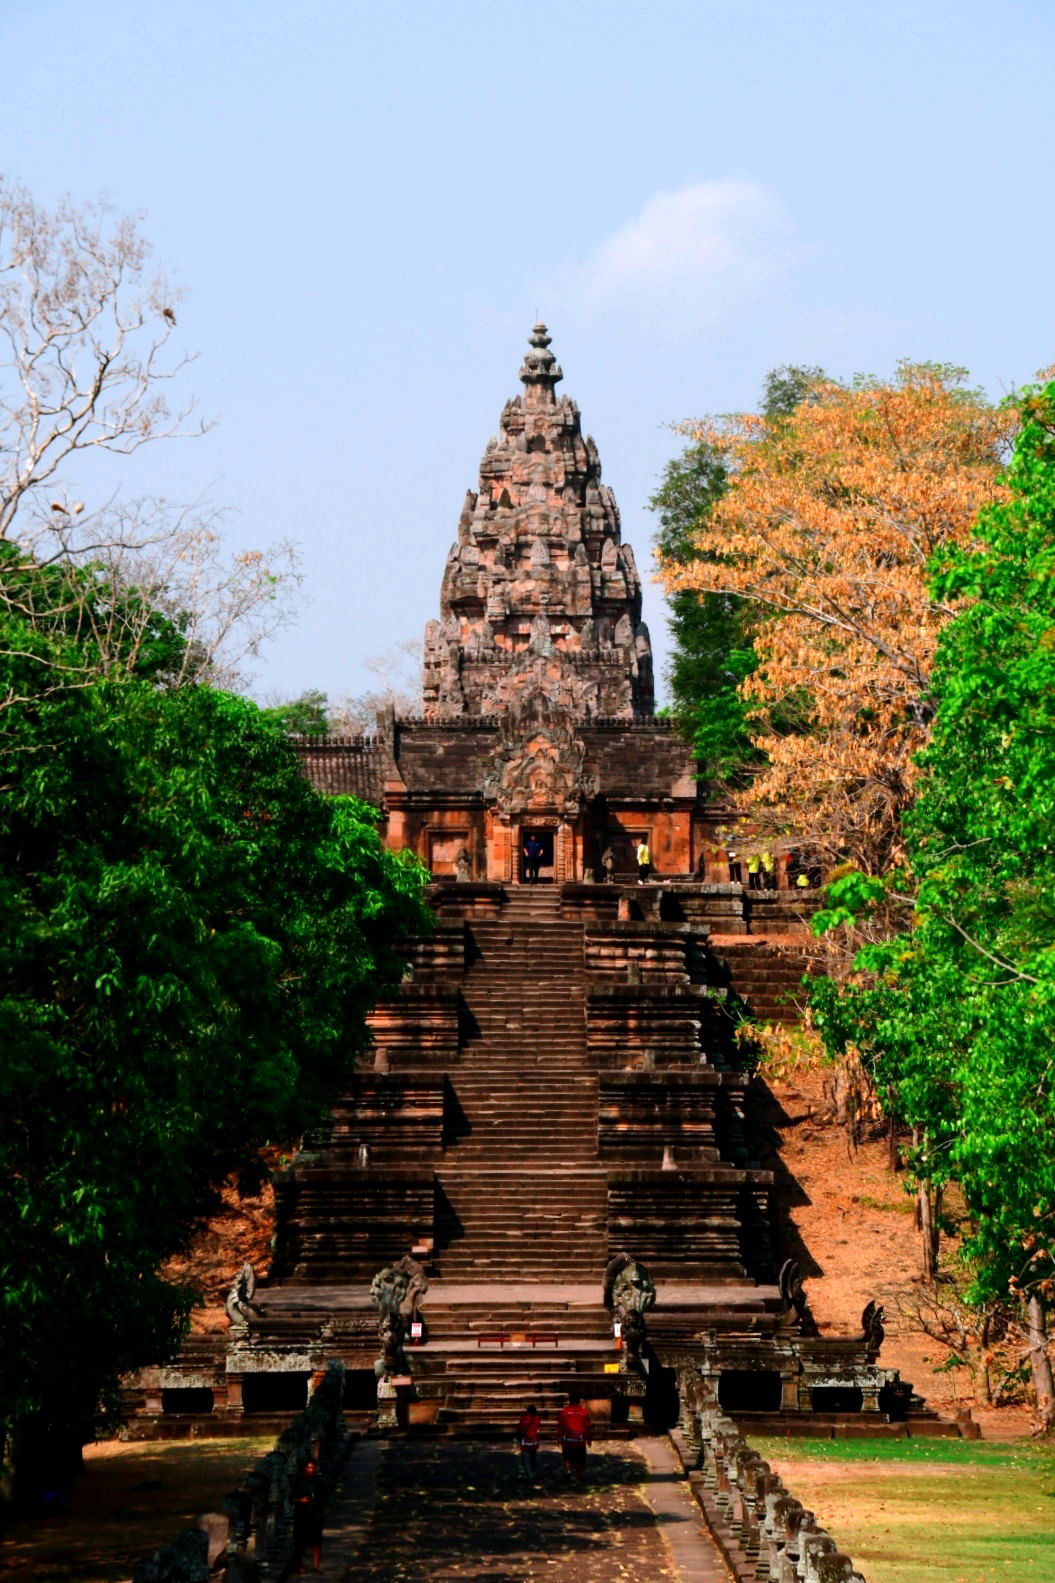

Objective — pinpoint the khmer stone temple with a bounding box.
[131,327,957,1444]
[298,322,712,887]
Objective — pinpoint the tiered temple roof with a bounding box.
[422,324,654,721]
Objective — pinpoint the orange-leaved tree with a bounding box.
[659,364,1015,874]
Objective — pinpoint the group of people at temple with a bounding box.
[724,846,821,889]
[516,1393,594,1486]
[459,831,824,887]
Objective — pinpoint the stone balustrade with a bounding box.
[132,1360,347,1583]
[679,1407,867,1583]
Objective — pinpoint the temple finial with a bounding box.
[519,322,563,395]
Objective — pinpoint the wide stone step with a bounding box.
[425,1311,611,1329]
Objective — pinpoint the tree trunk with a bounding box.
[915,1181,941,1283]
[912,1127,941,1282]
[980,1310,993,1406]
[1026,1293,1055,1434]
[886,1110,900,1173]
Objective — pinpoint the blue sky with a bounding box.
[4,0,1054,704]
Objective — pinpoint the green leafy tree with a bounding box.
[0,545,430,1497]
[260,688,331,736]
[649,437,756,779]
[760,363,827,421]
[651,367,826,783]
[810,381,1055,1428]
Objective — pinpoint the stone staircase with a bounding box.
[706,937,813,1025]
[405,1292,623,1434]
[374,885,619,1426]
[133,881,967,1442]
[433,886,607,1284]
[434,1169,607,1279]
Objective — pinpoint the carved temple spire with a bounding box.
[518,321,563,404]
[421,325,654,721]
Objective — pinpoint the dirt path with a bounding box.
[323,1436,730,1583]
[1,1437,272,1582]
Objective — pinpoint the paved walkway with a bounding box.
[322,1435,730,1582]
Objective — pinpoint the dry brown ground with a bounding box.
[162,1177,275,1334]
[1,1438,271,1583]
[758,1066,1031,1438]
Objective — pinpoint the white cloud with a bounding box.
[553,180,794,331]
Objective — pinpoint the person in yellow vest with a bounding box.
[761,848,775,888]
[746,852,761,890]
[636,838,652,884]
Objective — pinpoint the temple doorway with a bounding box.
[519,826,555,883]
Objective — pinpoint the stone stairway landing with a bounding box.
[434,1167,608,1280]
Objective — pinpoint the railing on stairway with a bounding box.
[132,1361,347,1582]
[678,1406,868,1583]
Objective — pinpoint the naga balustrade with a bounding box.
[132,1360,347,1582]
[683,1406,868,1583]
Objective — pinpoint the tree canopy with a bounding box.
[648,439,757,778]
[0,180,432,1497]
[648,368,826,782]
[0,545,429,1488]
[810,382,1055,1425]
[658,364,1014,871]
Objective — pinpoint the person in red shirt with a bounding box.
[557,1391,593,1484]
[291,1457,324,1574]
[516,1400,542,1483]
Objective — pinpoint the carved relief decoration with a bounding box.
[421,324,654,723]
[481,650,597,819]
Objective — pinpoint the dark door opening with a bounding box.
[242,1371,310,1414]
[161,1386,214,1415]
[717,1369,783,1413]
[520,827,555,883]
[812,1385,864,1413]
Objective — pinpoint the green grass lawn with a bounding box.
[751,1437,1055,1583]
[3,1437,273,1583]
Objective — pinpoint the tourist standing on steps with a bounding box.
[523,833,543,883]
[291,1457,325,1574]
[635,837,651,884]
[557,1391,593,1484]
[516,1401,542,1483]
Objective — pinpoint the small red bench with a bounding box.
[475,1331,559,1348]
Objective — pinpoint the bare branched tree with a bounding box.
[0,177,204,540]
[0,177,301,693]
[328,639,422,732]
